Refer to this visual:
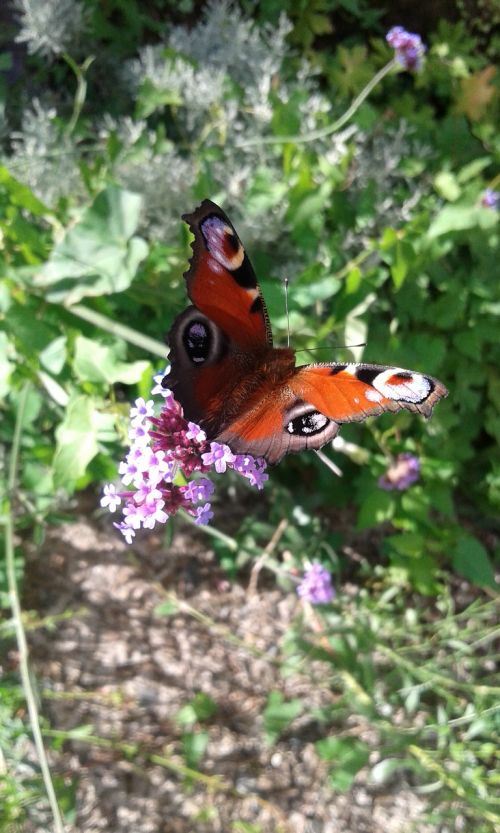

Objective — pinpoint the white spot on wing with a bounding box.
[365,389,383,403]
[373,368,431,403]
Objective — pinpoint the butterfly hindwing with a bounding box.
[216,391,340,464]
[167,306,237,437]
[181,200,272,348]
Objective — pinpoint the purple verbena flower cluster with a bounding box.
[481,189,499,209]
[378,452,420,491]
[101,369,268,543]
[386,26,426,72]
[297,562,335,605]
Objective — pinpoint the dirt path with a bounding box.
[25,510,430,832]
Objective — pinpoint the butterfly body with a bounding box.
[166,200,448,464]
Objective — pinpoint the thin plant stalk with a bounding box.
[4,382,65,833]
[235,59,397,148]
[69,303,168,359]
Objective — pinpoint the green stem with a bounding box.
[63,53,95,135]
[179,509,239,551]
[4,383,65,833]
[235,59,397,148]
[69,303,169,359]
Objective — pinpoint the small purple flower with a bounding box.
[130,397,155,425]
[297,562,335,605]
[386,26,426,71]
[481,189,499,209]
[122,501,144,530]
[139,498,169,529]
[129,423,150,445]
[118,451,142,486]
[195,502,214,526]
[201,442,236,473]
[184,478,215,503]
[102,367,268,539]
[113,521,136,544]
[186,421,207,442]
[133,482,163,505]
[151,367,172,398]
[378,452,420,491]
[100,484,121,512]
[232,454,269,489]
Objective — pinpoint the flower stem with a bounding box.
[179,509,238,551]
[63,53,95,135]
[3,382,65,833]
[235,59,397,148]
[69,303,168,359]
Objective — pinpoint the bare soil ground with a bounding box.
[24,504,431,833]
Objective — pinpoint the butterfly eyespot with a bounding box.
[201,215,245,272]
[183,319,211,364]
[287,410,329,436]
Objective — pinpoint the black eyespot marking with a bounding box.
[287,410,329,436]
[392,371,413,380]
[250,296,263,315]
[356,366,380,385]
[231,258,258,289]
[183,320,211,364]
[330,365,348,375]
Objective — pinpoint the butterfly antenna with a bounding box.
[295,342,366,355]
[284,276,290,348]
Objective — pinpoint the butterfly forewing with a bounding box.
[181,200,272,348]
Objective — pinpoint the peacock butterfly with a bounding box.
[165,200,448,464]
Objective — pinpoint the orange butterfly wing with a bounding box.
[181,200,272,348]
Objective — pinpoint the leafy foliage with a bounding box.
[0,1,499,830]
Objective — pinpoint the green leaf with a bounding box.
[427,204,498,238]
[182,730,208,768]
[456,157,491,183]
[357,490,394,529]
[390,240,410,289]
[154,599,179,618]
[434,171,461,202]
[263,691,303,745]
[176,693,217,727]
[33,187,148,304]
[53,396,102,488]
[39,336,67,374]
[5,303,57,356]
[136,78,183,118]
[345,266,362,294]
[452,536,497,588]
[0,165,51,216]
[316,737,370,791]
[73,336,149,385]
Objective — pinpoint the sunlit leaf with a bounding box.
[33,187,148,304]
[73,336,149,385]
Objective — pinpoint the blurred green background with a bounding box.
[0,1,499,831]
